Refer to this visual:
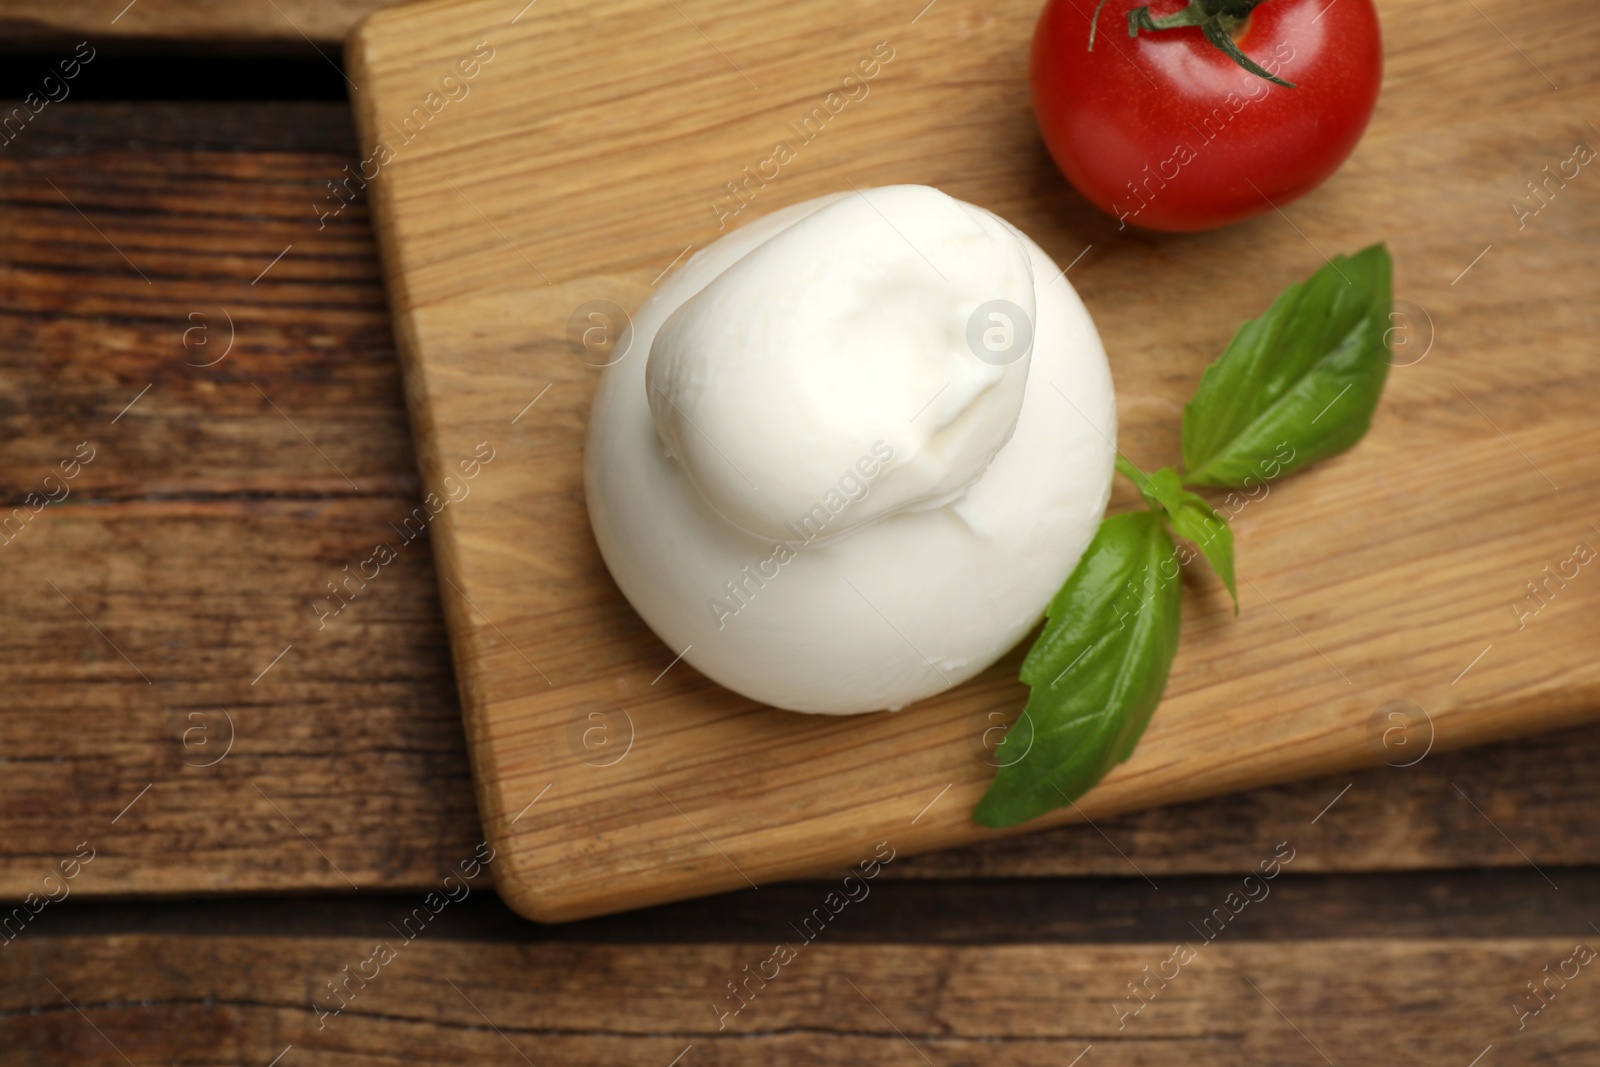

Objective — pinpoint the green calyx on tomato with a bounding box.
[1090,0,1297,87]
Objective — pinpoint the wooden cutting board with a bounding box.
[346,0,1600,921]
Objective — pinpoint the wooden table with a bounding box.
[2,10,1598,1064]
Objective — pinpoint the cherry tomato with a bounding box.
[1031,0,1382,232]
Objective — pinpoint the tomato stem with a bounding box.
[1090,0,1298,88]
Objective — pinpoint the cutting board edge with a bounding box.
[485,677,1600,923]
[346,20,524,882]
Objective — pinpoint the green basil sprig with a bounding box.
[974,245,1393,829]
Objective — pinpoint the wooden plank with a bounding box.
[346,0,1600,921]
[4,934,1598,1062]
[3,103,1600,899]
[0,103,480,897]
[0,1,397,48]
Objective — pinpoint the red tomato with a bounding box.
[1031,0,1382,232]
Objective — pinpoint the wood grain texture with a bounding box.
[5,933,1599,1064]
[346,0,1600,921]
[0,1,398,48]
[0,103,481,897]
[2,103,1599,900]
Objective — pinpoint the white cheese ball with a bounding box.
[585,185,1115,714]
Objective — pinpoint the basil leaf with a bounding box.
[1115,454,1157,506]
[1117,455,1185,516]
[973,509,1182,828]
[1170,491,1237,613]
[1181,244,1393,488]
[1116,457,1235,612]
